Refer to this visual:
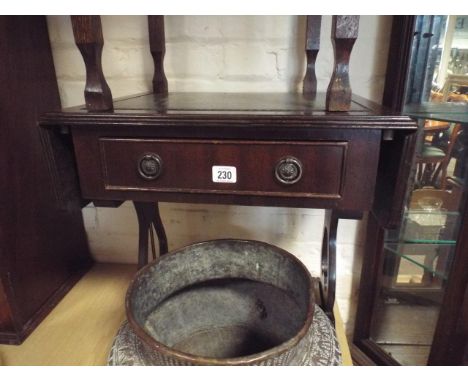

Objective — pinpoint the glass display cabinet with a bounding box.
[353,15,468,365]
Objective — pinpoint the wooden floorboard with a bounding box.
[0,263,352,366]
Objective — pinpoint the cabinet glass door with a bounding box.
[369,118,467,365]
[368,15,468,365]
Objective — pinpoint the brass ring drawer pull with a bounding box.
[275,156,303,185]
[138,153,163,180]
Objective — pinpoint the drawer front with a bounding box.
[99,138,347,199]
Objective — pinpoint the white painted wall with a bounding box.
[46,15,393,336]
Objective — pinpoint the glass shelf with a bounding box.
[403,103,468,124]
[385,210,460,243]
[384,242,454,280]
[383,209,460,280]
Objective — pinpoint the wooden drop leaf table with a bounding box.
[39,15,417,324]
[40,91,417,320]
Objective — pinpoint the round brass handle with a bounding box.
[138,153,163,180]
[275,156,303,185]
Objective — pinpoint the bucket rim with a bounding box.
[125,238,315,366]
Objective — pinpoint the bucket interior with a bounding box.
[128,240,312,360]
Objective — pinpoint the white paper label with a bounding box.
[212,166,237,183]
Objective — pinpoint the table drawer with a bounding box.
[99,138,347,199]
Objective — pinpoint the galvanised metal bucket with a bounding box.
[126,239,315,365]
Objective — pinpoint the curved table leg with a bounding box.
[133,202,168,269]
[134,202,340,316]
[321,209,339,322]
[152,203,168,255]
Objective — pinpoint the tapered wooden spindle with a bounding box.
[303,16,322,98]
[71,16,113,111]
[148,16,168,95]
[326,15,359,111]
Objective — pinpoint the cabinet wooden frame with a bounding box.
[352,15,468,366]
